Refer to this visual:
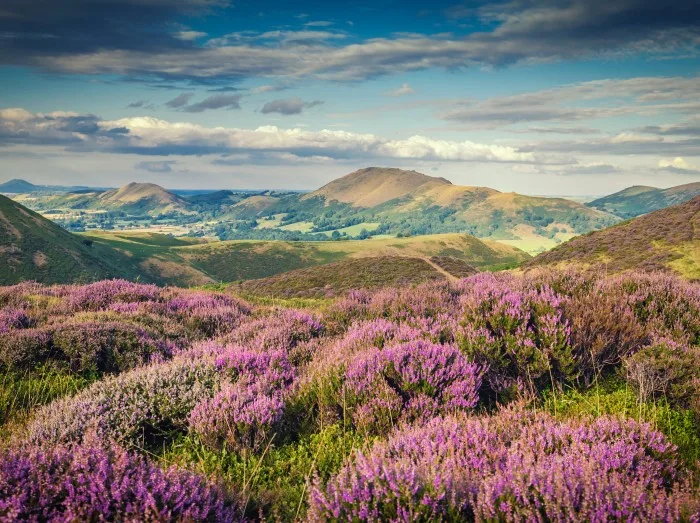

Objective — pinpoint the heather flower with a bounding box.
[225,309,323,352]
[28,356,221,446]
[0,328,52,369]
[344,341,483,433]
[189,383,285,452]
[0,434,241,522]
[0,308,31,333]
[310,408,694,522]
[65,279,160,311]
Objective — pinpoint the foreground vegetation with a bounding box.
[0,271,698,521]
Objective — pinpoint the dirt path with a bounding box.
[420,256,458,282]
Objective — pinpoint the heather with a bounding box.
[2,271,699,521]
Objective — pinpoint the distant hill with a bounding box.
[97,182,189,214]
[306,167,455,207]
[0,179,42,194]
[525,196,700,279]
[587,182,700,219]
[15,182,190,216]
[284,167,619,252]
[236,256,475,298]
[0,195,145,284]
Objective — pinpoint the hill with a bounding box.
[587,182,700,219]
[0,195,145,284]
[97,182,189,214]
[236,255,478,298]
[0,179,42,194]
[84,231,529,286]
[306,167,454,207]
[525,196,700,279]
[282,167,619,253]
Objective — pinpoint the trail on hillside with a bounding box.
[420,256,458,282]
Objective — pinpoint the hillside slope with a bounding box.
[97,182,189,214]
[0,195,145,284]
[587,182,700,218]
[526,196,700,279]
[286,167,618,252]
[86,231,529,286]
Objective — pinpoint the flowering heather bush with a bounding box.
[225,309,323,352]
[0,435,240,522]
[215,346,295,393]
[189,383,285,452]
[310,408,697,522]
[64,279,160,311]
[344,341,483,433]
[456,273,573,396]
[28,356,221,446]
[0,328,52,369]
[0,308,30,333]
[51,321,175,373]
[163,291,250,338]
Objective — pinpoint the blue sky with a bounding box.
[1,0,699,194]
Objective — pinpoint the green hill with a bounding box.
[85,231,529,286]
[587,182,700,219]
[236,256,472,298]
[525,196,700,279]
[263,167,619,253]
[0,195,146,284]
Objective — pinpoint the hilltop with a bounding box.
[97,182,189,214]
[291,167,618,252]
[526,196,700,279]
[306,167,455,207]
[587,182,700,219]
[0,179,42,194]
[0,195,144,284]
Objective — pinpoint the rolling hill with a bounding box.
[85,231,529,287]
[525,196,700,279]
[97,182,189,214]
[236,255,478,298]
[278,167,619,252]
[587,182,700,219]
[0,195,145,284]
[0,179,43,194]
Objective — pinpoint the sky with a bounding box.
[1,0,699,195]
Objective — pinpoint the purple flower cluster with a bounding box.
[310,408,696,522]
[345,341,483,433]
[189,345,296,452]
[0,308,30,333]
[0,434,240,522]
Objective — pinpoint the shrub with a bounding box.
[225,309,323,352]
[0,308,31,333]
[624,341,700,415]
[189,384,285,453]
[0,328,52,370]
[344,341,483,434]
[456,273,573,396]
[310,408,697,522]
[0,434,240,522]
[64,279,160,311]
[51,321,174,373]
[28,356,221,447]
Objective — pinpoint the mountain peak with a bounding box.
[307,167,452,207]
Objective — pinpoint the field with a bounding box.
[1,271,698,520]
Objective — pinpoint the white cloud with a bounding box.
[658,156,700,173]
[174,30,207,41]
[386,82,415,97]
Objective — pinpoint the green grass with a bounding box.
[0,365,97,436]
[162,425,368,521]
[0,195,147,285]
[540,377,700,468]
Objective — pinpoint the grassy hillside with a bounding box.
[236,256,450,298]
[0,195,145,284]
[526,196,700,279]
[85,231,529,286]
[587,182,700,219]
